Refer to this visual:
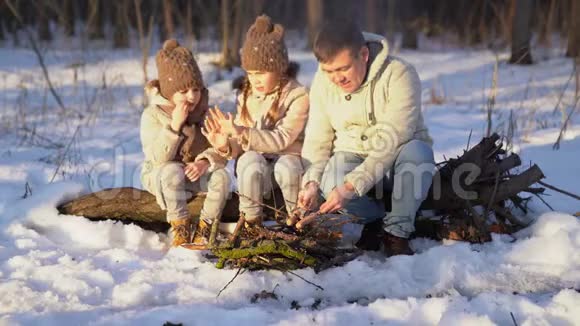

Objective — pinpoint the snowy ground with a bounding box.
[0,42,579,325]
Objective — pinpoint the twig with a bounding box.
[553,95,579,150]
[532,193,554,211]
[216,267,244,298]
[552,64,575,114]
[285,270,324,291]
[230,213,246,245]
[484,170,501,219]
[235,191,289,221]
[466,129,473,151]
[537,181,580,201]
[510,312,518,326]
[50,125,81,183]
[486,54,499,137]
[4,0,67,112]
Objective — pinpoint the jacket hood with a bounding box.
[144,80,173,107]
[360,32,390,89]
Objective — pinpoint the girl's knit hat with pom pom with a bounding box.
[155,39,204,100]
[241,15,289,74]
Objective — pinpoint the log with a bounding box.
[57,134,548,248]
[57,187,240,232]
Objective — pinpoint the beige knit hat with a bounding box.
[155,39,204,100]
[241,15,289,74]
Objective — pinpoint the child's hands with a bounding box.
[171,101,191,132]
[202,109,229,152]
[184,160,209,182]
[208,106,242,137]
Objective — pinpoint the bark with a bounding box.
[509,0,534,64]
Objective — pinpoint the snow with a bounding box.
[0,41,579,325]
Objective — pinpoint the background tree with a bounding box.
[307,0,323,49]
[36,1,52,41]
[509,0,534,64]
[162,0,174,40]
[113,0,130,48]
[566,0,580,58]
[87,0,105,40]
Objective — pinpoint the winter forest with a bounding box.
[1,0,580,325]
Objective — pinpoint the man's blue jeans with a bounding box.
[320,140,435,238]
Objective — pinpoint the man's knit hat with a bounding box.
[155,39,204,100]
[241,15,289,74]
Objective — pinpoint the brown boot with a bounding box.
[383,232,413,257]
[244,215,263,229]
[190,219,211,248]
[170,219,192,247]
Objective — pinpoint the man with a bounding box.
[296,19,435,257]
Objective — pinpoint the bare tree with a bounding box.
[509,0,534,64]
[229,0,248,66]
[365,0,378,34]
[62,0,75,36]
[135,0,154,86]
[113,0,130,48]
[386,0,396,45]
[36,1,52,41]
[87,0,105,40]
[0,16,4,41]
[537,0,556,47]
[566,0,580,58]
[401,0,417,49]
[252,0,265,16]
[162,0,174,40]
[219,0,235,68]
[307,0,323,49]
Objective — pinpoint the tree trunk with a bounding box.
[537,0,556,47]
[0,15,4,41]
[566,0,580,57]
[509,0,534,64]
[365,0,378,34]
[219,0,235,68]
[113,0,130,48]
[62,0,75,36]
[183,0,195,48]
[401,0,418,49]
[386,0,396,46]
[37,1,52,41]
[87,0,105,40]
[307,0,323,49]
[229,0,246,67]
[252,0,265,16]
[162,0,174,40]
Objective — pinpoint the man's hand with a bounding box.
[297,182,319,211]
[184,160,209,182]
[318,182,356,214]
